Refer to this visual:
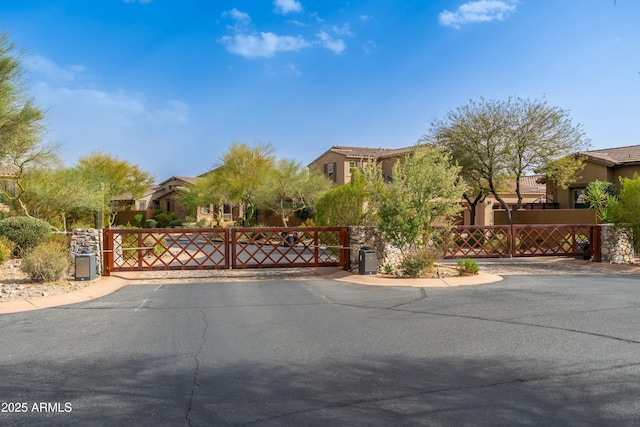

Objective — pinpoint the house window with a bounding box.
[138,201,146,210]
[166,200,172,212]
[347,160,360,175]
[324,162,336,182]
[573,188,587,209]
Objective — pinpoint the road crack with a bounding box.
[388,288,427,309]
[185,309,208,426]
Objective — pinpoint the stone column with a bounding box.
[70,229,103,277]
[599,224,635,264]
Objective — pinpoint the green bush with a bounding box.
[155,212,178,228]
[0,235,16,263]
[145,219,158,228]
[21,241,70,282]
[456,259,480,276]
[133,214,144,227]
[0,216,51,256]
[168,219,183,228]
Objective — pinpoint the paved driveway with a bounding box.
[1,262,639,426]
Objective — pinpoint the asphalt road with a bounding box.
[1,272,640,426]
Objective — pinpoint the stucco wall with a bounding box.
[493,209,597,225]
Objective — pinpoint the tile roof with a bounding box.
[518,175,546,194]
[327,145,415,160]
[581,144,640,166]
[0,164,17,177]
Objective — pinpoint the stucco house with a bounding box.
[114,176,197,226]
[465,175,547,226]
[308,145,415,185]
[547,144,640,210]
[308,145,550,226]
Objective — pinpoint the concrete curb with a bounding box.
[0,274,139,315]
[326,270,504,288]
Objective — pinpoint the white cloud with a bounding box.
[220,33,310,59]
[220,6,352,59]
[316,31,346,54]
[439,0,517,29]
[26,54,85,85]
[27,56,189,172]
[332,23,353,37]
[362,40,377,54]
[274,0,303,14]
[222,8,251,25]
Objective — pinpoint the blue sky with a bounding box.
[1,0,638,181]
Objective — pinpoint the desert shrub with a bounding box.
[196,219,210,228]
[456,259,479,276]
[21,241,70,282]
[145,219,157,228]
[382,263,395,275]
[45,233,70,248]
[400,247,439,278]
[168,219,183,228]
[0,216,51,256]
[0,235,16,263]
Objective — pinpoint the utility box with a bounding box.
[358,247,377,275]
[75,252,96,281]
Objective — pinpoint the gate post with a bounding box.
[102,228,113,276]
[340,227,350,271]
[592,225,602,262]
[510,224,516,258]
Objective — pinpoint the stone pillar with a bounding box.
[599,224,635,264]
[70,229,103,277]
[347,226,404,272]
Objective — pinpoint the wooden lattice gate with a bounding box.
[444,224,600,260]
[102,227,349,275]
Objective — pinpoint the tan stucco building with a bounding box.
[547,144,640,210]
[308,145,415,185]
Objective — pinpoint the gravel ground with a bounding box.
[0,259,92,303]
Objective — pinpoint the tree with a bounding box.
[428,97,589,225]
[214,141,275,226]
[258,159,332,226]
[316,170,369,226]
[177,171,233,226]
[608,173,640,252]
[365,145,465,277]
[0,33,60,216]
[20,167,103,231]
[74,151,154,227]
